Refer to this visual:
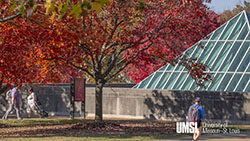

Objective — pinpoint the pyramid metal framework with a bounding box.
[134,11,250,92]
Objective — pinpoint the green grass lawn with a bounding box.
[0,118,249,141]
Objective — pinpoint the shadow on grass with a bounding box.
[0,118,83,127]
[1,132,191,140]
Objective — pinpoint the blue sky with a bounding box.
[206,0,248,13]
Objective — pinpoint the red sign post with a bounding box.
[74,78,86,101]
[70,78,86,119]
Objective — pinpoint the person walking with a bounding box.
[2,84,23,120]
[5,88,12,104]
[187,97,205,141]
[27,88,41,118]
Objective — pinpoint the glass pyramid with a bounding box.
[134,11,250,92]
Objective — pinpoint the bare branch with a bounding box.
[102,47,120,78]
[79,44,98,73]
[68,61,94,79]
[105,15,120,46]
[0,12,21,23]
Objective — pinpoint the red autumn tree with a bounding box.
[20,0,219,121]
[0,3,82,93]
[1,0,220,121]
[0,0,111,92]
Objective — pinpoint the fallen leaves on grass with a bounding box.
[0,120,176,138]
[0,123,13,128]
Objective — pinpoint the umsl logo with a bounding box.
[176,122,199,133]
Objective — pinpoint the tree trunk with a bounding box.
[95,79,104,121]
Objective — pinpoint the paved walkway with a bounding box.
[164,131,250,141]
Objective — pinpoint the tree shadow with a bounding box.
[35,85,73,115]
[143,90,250,124]
[0,93,8,114]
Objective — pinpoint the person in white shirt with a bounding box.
[27,88,41,118]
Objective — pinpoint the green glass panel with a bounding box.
[189,73,216,91]
[138,74,153,88]
[208,73,224,91]
[217,73,233,91]
[166,65,174,70]
[228,15,246,40]
[237,24,249,40]
[198,41,208,49]
[155,72,171,89]
[216,42,242,71]
[181,75,194,90]
[203,33,213,40]
[205,41,225,68]
[164,72,179,89]
[175,65,185,71]
[199,86,207,91]
[197,73,215,91]
[175,61,185,71]
[185,44,198,57]
[246,82,250,92]
[210,23,227,40]
[159,66,167,71]
[182,43,204,71]
[235,74,250,92]
[190,44,204,59]
[229,42,249,72]
[246,33,250,40]
[226,74,242,92]
[183,67,188,71]
[172,73,188,90]
[198,85,205,91]
[247,65,250,72]
[147,72,163,89]
[133,84,139,88]
[198,41,216,63]
[220,14,243,40]
[245,12,250,24]
[190,80,201,91]
[212,42,233,71]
